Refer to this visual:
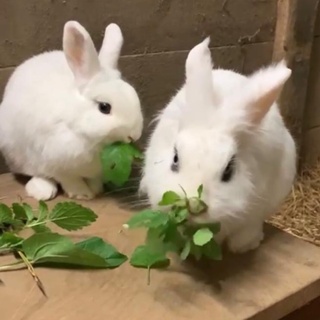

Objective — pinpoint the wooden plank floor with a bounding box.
[0,173,320,320]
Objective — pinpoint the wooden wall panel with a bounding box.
[302,38,320,165]
[0,0,276,67]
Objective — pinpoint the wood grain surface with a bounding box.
[0,173,319,320]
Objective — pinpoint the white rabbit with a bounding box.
[140,38,296,254]
[0,21,143,201]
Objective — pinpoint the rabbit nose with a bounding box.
[123,136,134,143]
[123,136,131,143]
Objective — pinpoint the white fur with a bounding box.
[0,21,143,200]
[140,38,296,253]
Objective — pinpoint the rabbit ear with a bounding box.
[98,23,123,70]
[63,21,100,89]
[185,37,216,114]
[242,61,291,125]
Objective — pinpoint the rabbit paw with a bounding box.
[228,225,264,254]
[26,177,58,201]
[59,177,95,200]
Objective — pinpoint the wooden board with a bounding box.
[0,173,320,320]
[272,0,320,159]
[282,296,320,320]
[302,35,320,165]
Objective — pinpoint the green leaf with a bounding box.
[202,239,222,260]
[121,143,144,160]
[158,191,181,206]
[34,248,111,268]
[76,237,127,268]
[0,232,23,249]
[0,204,13,224]
[171,208,188,224]
[160,221,184,252]
[12,203,27,221]
[130,245,170,269]
[125,210,169,229]
[22,233,123,268]
[193,228,213,246]
[197,185,204,198]
[190,222,221,235]
[145,226,176,253]
[100,143,134,187]
[180,240,191,260]
[22,233,75,262]
[49,202,97,231]
[22,203,34,222]
[12,203,34,223]
[37,201,49,222]
[8,219,24,233]
[32,225,52,234]
[189,242,203,261]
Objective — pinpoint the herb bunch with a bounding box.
[101,142,143,187]
[0,142,223,289]
[125,186,222,274]
[0,200,127,294]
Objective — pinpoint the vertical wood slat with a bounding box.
[272,0,320,166]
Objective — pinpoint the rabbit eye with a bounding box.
[221,156,235,182]
[98,102,112,114]
[171,148,179,172]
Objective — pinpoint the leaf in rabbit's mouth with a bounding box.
[124,184,222,282]
[100,142,144,187]
[186,197,208,216]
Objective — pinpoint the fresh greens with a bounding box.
[130,245,170,269]
[0,232,23,249]
[0,204,14,224]
[0,141,223,288]
[0,201,126,272]
[22,233,74,262]
[17,233,127,268]
[100,142,143,187]
[76,237,127,268]
[125,185,221,271]
[0,201,98,234]
[193,228,214,246]
[48,202,97,231]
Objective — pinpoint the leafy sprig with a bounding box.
[0,201,127,294]
[124,185,221,282]
[100,142,143,187]
[0,143,223,289]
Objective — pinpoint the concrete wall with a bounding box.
[0,0,277,173]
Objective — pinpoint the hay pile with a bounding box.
[268,163,320,246]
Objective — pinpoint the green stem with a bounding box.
[0,260,26,272]
[26,220,49,228]
[147,267,151,286]
[17,251,47,297]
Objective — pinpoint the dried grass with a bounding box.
[268,163,320,246]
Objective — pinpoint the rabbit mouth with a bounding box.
[189,211,212,224]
